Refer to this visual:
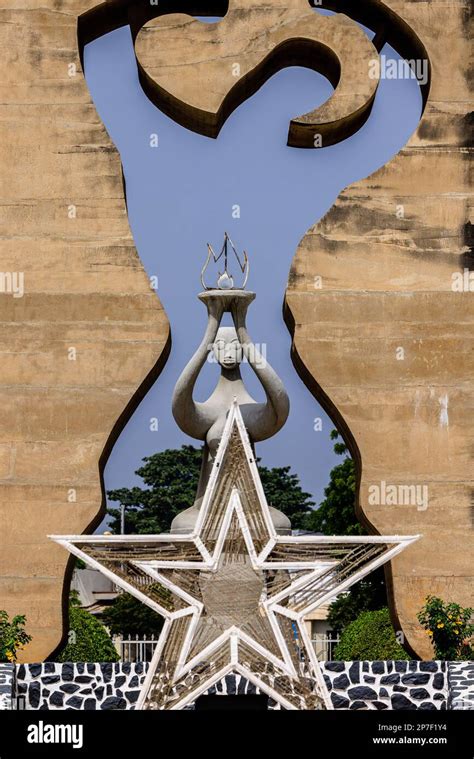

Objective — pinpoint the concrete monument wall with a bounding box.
[0,0,168,661]
[285,0,473,657]
[0,0,471,662]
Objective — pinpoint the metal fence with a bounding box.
[117,634,340,662]
[116,635,158,662]
[311,634,340,660]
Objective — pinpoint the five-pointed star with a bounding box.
[51,402,420,710]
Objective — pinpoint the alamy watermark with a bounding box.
[451,268,474,292]
[27,721,83,750]
[207,341,268,368]
[369,55,429,86]
[0,271,24,298]
[368,480,429,511]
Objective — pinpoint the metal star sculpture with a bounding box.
[51,402,419,710]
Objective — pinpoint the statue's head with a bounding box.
[212,327,243,369]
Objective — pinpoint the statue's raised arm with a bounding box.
[171,293,225,440]
[230,293,289,441]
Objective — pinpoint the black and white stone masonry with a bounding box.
[6,660,465,711]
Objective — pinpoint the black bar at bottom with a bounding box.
[0,708,471,757]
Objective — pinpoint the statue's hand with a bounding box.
[199,289,254,325]
[200,291,226,322]
[230,291,254,330]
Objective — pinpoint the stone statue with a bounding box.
[171,288,291,534]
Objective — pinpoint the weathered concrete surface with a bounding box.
[286,1,473,657]
[134,0,380,147]
[0,0,168,661]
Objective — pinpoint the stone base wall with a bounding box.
[7,661,472,710]
[0,664,14,710]
[323,661,446,710]
[16,663,147,710]
[448,662,474,710]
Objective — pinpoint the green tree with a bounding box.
[0,611,32,663]
[107,444,314,534]
[304,431,387,632]
[304,431,359,535]
[417,595,474,660]
[333,608,410,661]
[102,593,164,638]
[107,445,202,535]
[326,576,387,632]
[58,592,119,662]
[259,464,314,529]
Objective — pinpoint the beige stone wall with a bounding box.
[0,0,168,661]
[286,0,473,657]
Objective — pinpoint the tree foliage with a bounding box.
[107,444,314,534]
[0,611,32,663]
[417,595,474,660]
[304,432,388,631]
[304,431,359,535]
[101,593,164,638]
[58,592,119,663]
[258,464,314,529]
[327,574,387,632]
[107,446,202,535]
[333,608,410,661]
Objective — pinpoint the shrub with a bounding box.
[101,592,164,638]
[333,607,409,661]
[417,595,474,660]
[327,570,386,632]
[58,593,119,662]
[0,611,32,662]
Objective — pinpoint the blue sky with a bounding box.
[83,13,422,523]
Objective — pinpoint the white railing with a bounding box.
[117,633,340,662]
[116,635,159,662]
[311,634,340,661]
